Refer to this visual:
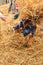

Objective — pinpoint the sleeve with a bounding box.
[13,20,24,30]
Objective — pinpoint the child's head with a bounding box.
[21,4,33,20]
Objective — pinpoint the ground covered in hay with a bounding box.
[0,0,43,65]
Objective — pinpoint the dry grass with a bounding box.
[0,0,43,65]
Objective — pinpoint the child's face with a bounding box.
[22,14,29,20]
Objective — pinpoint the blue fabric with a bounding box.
[14,12,19,19]
[8,2,12,13]
[23,26,36,36]
[13,20,23,30]
[13,19,36,36]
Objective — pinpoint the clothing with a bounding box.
[8,0,16,12]
[14,12,19,19]
[23,26,36,36]
[14,19,36,36]
[8,2,12,13]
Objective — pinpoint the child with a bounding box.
[13,19,37,47]
[13,4,37,46]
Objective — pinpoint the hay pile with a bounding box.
[0,0,43,65]
[0,0,43,49]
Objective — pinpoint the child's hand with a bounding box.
[1,17,7,22]
[0,13,7,22]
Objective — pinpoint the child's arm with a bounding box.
[0,13,7,22]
